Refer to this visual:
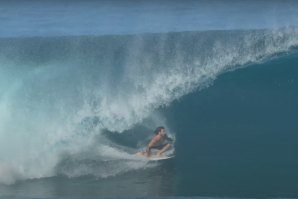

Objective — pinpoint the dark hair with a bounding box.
[154,126,165,135]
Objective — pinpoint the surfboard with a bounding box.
[136,152,174,161]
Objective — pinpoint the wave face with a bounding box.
[0,28,298,184]
[166,51,298,198]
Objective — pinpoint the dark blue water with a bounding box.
[1,1,298,198]
[166,52,298,197]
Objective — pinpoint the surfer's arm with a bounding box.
[145,146,151,157]
[146,138,157,157]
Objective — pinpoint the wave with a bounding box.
[0,27,298,184]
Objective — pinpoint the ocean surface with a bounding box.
[0,1,298,198]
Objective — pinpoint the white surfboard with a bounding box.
[136,152,174,161]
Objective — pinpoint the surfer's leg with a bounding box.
[157,144,171,156]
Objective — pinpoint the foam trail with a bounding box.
[0,28,298,184]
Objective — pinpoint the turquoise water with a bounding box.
[1,1,298,198]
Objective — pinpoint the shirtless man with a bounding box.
[145,126,173,157]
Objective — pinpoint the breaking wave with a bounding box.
[0,27,298,184]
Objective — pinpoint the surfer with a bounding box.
[144,126,173,157]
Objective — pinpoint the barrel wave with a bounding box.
[0,27,298,185]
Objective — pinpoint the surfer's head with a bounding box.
[154,126,165,135]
